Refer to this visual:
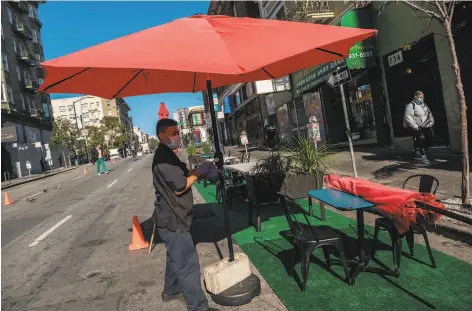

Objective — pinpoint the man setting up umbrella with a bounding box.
[39,13,377,306]
[152,118,215,311]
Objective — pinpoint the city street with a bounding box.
[1,154,284,311]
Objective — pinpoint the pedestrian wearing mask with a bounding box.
[403,91,435,165]
[152,118,216,311]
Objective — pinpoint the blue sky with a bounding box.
[40,1,210,135]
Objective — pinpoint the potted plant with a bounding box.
[280,133,330,199]
[246,152,288,231]
[186,143,198,168]
[247,152,288,204]
[201,141,212,156]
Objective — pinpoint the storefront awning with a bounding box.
[292,7,377,96]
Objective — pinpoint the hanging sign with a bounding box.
[240,133,248,146]
[388,50,403,67]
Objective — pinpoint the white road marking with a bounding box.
[24,192,44,201]
[107,180,118,188]
[73,175,84,180]
[28,215,73,247]
[128,168,132,172]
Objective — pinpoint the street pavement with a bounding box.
[1,153,286,311]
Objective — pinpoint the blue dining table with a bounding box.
[307,188,378,284]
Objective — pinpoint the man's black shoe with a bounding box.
[161,292,183,302]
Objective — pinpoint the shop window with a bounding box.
[233,91,241,106]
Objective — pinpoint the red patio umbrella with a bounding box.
[39,14,376,98]
[39,14,376,270]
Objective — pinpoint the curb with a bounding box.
[1,166,81,190]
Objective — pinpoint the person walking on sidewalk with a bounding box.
[152,118,214,311]
[90,144,109,176]
[403,90,435,165]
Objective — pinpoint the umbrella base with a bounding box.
[208,274,261,306]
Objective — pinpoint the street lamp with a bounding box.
[72,96,94,162]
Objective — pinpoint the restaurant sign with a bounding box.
[1,126,18,143]
[294,59,346,95]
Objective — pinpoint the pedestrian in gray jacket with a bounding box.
[403,91,435,164]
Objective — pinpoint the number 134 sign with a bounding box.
[388,50,403,67]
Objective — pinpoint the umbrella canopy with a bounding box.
[39,14,376,99]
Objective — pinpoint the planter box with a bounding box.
[280,171,324,199]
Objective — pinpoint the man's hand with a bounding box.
[194,162,213,177]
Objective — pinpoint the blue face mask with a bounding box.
[417,98,424,103]
[166,135,181,150]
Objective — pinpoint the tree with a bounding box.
[49,118,80,163]
[148,137,159,150]
[86,125,105,149]
[101,116,126,149]
[378,0,469,205]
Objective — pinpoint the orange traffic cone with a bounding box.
[83,167,88,176]
[3,192,13,206]
[129,216,149,251]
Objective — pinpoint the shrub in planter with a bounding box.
[280,134,331,199]
[201,141,212,155]
[248,153,288,204]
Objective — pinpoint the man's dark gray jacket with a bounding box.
[152,143,193,231]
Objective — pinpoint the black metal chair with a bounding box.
[215,169,248,210]
[372,174,439,274]
[278,193,351,290]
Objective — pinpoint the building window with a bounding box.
[20,94,25,110]
[31,99,37,113]
[2,52,9,72]
[69,114,76,120]
[16,66,21,82]
[11,36,17,53]
[22,69,27,82]
[68,105,74,111]
[26,97,31,111]
[28,4,35,18]
[7,8,13,24]
[108,110,112,116]
[32,29,38,44]
[7,86,14,104]
[59,106,66,113]
[106,100,111,106]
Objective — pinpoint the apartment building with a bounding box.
[1,1,54,178]
[50,96,131,132]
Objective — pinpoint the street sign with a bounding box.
[327,68,351,88]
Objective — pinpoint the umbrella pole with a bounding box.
[206,79,235,262]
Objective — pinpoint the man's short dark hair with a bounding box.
[156,118,178,135]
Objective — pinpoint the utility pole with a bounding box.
[72,96,93,162]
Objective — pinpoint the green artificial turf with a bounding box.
[195,183,472,311]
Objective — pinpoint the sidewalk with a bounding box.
[224,145,467,200]
[1,166,81,190]
[222,144,472,241]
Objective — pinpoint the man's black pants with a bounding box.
[157,228,209,311]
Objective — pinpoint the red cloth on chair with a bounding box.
[324,174,444,233]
